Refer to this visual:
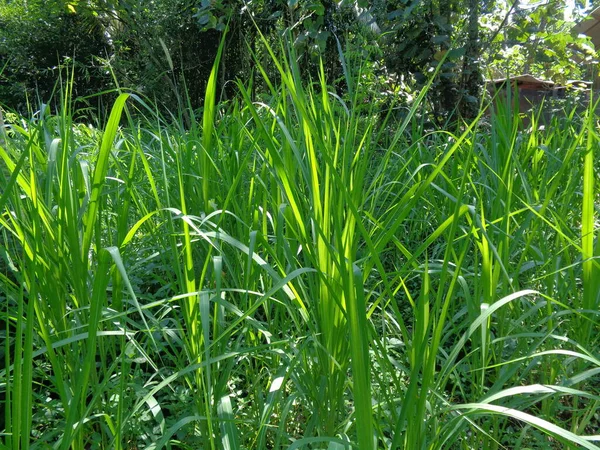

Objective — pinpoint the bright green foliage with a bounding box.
[483,0,598,82]
[1,40,600,450]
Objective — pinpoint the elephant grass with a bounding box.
[0,51,599,449]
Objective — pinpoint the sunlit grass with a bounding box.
[0,46,599,449]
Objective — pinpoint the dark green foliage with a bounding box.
[98,0,225,110]
[0,0,110,112]
[194,0,358,90]
[0,0,597,122]
[0,0,383,113]
[378,0,484,123]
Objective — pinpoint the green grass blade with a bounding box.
[452,403,600,450]
[82,93,130,260]
[201,28,227,211]
[581,107,599,340]
[60,247,112,449]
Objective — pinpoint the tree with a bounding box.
[89,0,225,110]
[194,0,361,88]
[459,0,483,118]
[2,0,592,121]
[371,0,489,122]
[482,0,597,83]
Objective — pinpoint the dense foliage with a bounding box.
[483,0,597,82]
[0,0,109,111]
[1,1,599,449]
[1,36,600,448]
[2,0,597,120]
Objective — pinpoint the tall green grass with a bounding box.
[0,45,599,449]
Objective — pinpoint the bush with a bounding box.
[0,0,110,112]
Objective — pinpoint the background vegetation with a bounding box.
[1,0,598,119]
[1,0,600,449]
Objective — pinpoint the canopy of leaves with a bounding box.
[482,0,597,82]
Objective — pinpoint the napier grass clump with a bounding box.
[1,43,599,450]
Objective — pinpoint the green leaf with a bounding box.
[82,93,129,261]
[446,47,466,59]
[432,34,449,44]
[308,2,325,15]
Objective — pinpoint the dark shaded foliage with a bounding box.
[0,1,110,112]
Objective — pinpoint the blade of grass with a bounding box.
[82,93,129,261]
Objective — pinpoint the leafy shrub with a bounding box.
[0,0,110,112]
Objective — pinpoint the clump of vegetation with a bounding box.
[1,1,600,448]
[1,28,599,448]
[2,1,595,122]
[0,0,110,112]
